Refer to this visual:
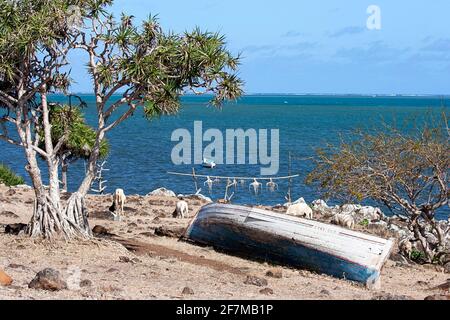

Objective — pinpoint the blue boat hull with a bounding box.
[185,204,392,286]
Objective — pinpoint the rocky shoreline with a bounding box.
[0,184,449,300]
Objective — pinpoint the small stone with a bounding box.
[265,268,283,279]
[0,269,13,286]
[80,279,92,288]
[320,289,330,295]
[28,268,67,291]
[6,189,16,196]
[7,263,27,270]
[128,222,138,228]
[106,268,119,273]
[119,256,131,263]
[182,287,194,295]
[259,288,274,295]
[244,275,268,287]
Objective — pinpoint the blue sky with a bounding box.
[69,0,450,94]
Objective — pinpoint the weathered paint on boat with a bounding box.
[184,203,394,287]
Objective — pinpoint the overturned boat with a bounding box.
[184,203,394,287]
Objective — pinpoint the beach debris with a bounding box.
[173,200,189,219]
[286,200,313,219]
[266,178,278,192]
[154,226,185,238]
[147,187,176,198]
[28,268,68,291]
[182,286,195,295]
[259,288,274,295]
[244,275,268,287]
[249,179,262,195]
[0,269,12,286]
[265,268,283,279]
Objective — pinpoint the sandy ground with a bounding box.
[0,184,448,300]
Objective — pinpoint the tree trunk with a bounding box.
[61,161,68,191]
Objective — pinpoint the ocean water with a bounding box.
[1,94,449,219]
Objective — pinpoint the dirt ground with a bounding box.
[0,184,448,300]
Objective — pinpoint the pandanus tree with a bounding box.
[0,0,243,239]
[306,114,450,263]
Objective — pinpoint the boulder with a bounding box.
[0,269,12,286]
[148,188,176,198]
[28,268,67,291]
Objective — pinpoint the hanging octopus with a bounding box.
[249,178,262,195]
[204,176,214,193]
[232,178,238,191]
[213,177,221,185]
[239,179,246,186]
[266,178,278,192]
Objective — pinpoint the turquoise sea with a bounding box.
[1,94,449,219]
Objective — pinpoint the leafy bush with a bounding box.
[0,164,24,186]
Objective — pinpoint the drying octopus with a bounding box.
[204,176,214,193]
[266,178,278,192]
[249,178,262,195]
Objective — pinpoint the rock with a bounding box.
[259,288,274,295]
[119,256,132,263]
[444,263,450,273]
[148,188,176,198]
[368,220,388,230]
[154,226,185,238]
[340,204,361,214]
[357,206,384,220]
[92,225,109,236]
[5,223,27,235]
[371,293,414,300]
[5,189,16,196]
[0,211,19,218]
[320,289,330,296]
[177,193,213,203]
[424,295,450,301]
[80,279,92,288]
[244,275,268,287]
[28,268,67,291]
[128,222,138,228]
[0,269,13,286]
[182,286,194,295]
[265,268,283,279]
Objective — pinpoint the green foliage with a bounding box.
[0,164,24,186]
[360,219,369,227]
[39,104,109,160]
[410,249,426,263]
